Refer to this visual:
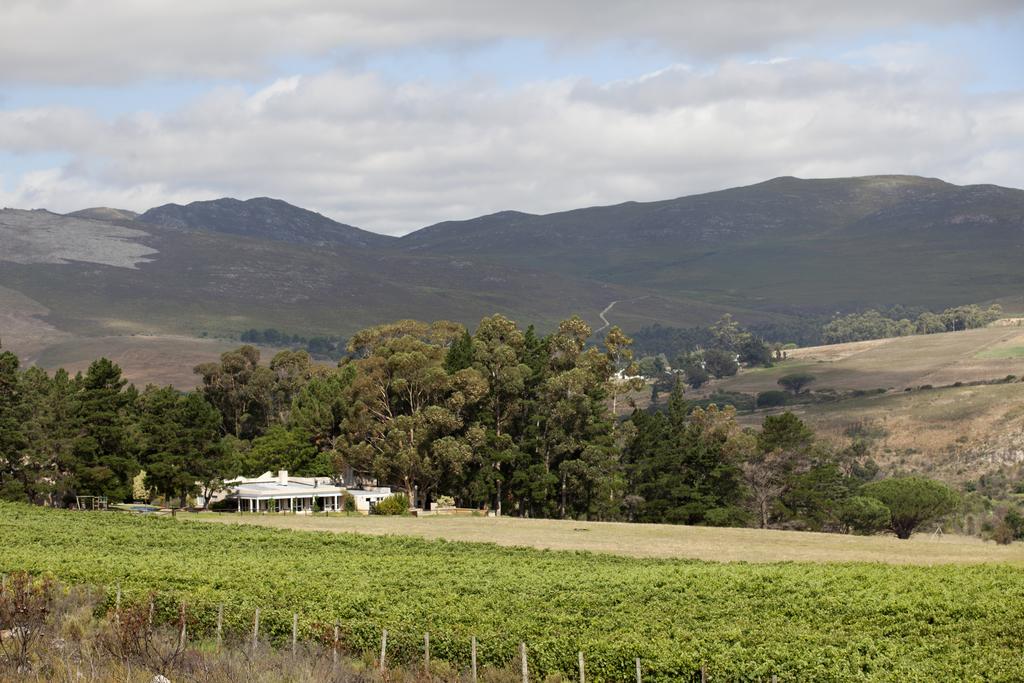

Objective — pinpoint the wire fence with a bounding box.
[94,580,785,682]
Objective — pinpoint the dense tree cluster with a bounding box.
[0,320,969,537]
[239,328,347,360]
[635,315,776,392]
[823,304,1002,344]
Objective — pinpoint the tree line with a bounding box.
[0,316,965,537]
[630,303,1003,364]
[239,328,347,360]
[822,304,1003,344]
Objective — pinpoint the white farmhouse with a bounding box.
[225,470,392,514]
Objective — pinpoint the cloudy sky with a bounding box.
[2,1,1023,234]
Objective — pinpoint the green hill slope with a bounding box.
[3,174,1024,386]
[400,175,1024,314]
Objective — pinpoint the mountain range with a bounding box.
[2,174,1024,383]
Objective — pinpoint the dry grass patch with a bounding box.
[180,512,1024,565]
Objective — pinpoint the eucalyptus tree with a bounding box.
[343,321,486,508]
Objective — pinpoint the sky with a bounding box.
[1,1,1023,235]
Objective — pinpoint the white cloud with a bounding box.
[1,0,1019,84]
[2,56,1022,234]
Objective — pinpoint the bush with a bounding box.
[372,493,410,516]
[838,496,891,535]
[209,497,236,512]
[861,477,960,539]
[703,348,739,379]
[436,495,456,508]
[990,522,1015,545]
[702,506,750,527]
[341,491,356,512]
[755,390,788,408]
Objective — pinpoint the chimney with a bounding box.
[278,470,288,485]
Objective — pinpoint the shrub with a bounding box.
[372,493,410,516]
[436,495,456,508]
[209,497,236,512]
[341,491,356,512]
[861,477,960,539]
[702,506,750,527]
[1005,507,1024,539]
[838,496,891,535]
[990,522,1015,545]
[755,390,788,408]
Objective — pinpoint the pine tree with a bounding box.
[0,350,30,501]
[68,358,138,502]
[443,330,474,373]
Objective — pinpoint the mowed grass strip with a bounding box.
[182,510,1024,565]
[2,503,1024,681]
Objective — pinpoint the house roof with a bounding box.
[232,477,345,498]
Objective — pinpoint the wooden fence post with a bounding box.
[424,631,430,672]
[333,623,339,666]
[292,612,298,656]
[114,583,121,625]
[380,628,388,670]
[771,676,778,683]
[471,635,478,683]
[635,657,642,683]
[147,600,154,632]
[178,601,187,650]
[578,650,585,683]
[700,663,707,683]
[215,603,224,650]
[251,608,260,654]
[520,642,528,683]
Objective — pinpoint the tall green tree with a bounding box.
[139,387,229,506]
[194,346,275,439]
[861,477,960,539]
[68,358,138,502]
[0,350,30,501]
[343,321,485,508]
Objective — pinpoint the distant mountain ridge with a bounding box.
[2,174,1022,373]
[138,197,394,249]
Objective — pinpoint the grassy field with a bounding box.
[738,379,1024,482]
[29,335,247,387]
[3,503,1024,681]
[703,326,1024,396]
[181,511,1024,565]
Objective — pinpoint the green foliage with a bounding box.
[246,426,327,477]
[838,496,891,535]
[624,405,750,525]
[372,493,410,515]
[861,477,960,539]
[240,327,346,360]
[341,491,356,512]
[777,372,816,395]
[702,348,739,379]
[3,503,1024,681]
[755,390,788,408]
[194,345,275,439]
[824,304,1002,344]
[0,350,31,502]
[138,387,228,506]
[67,358,138,503]
[444,329,475,373]
[758,412,815,452]
[683,362,709,389]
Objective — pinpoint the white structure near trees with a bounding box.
[227,470,392,514]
